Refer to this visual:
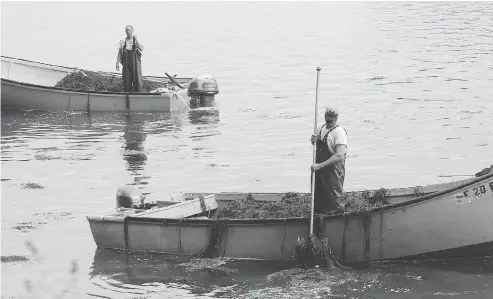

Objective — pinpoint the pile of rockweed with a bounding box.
[214,189,391,220]
[54,69,166,92]
[215,193,312,219]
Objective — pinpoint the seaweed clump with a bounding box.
[215,192,311,219]
[295,234,344,269]
[21,183,45,189]
[214,189,391,220]
[54,69,167,92]
[1,255,29,263]
[343,188,389,215]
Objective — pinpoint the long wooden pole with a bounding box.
[310,67,321,235]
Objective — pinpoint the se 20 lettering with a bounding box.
[463,181,493,197]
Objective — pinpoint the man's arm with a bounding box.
[315,144,347,170]
[134,36,144,51]
[116,50,121,71]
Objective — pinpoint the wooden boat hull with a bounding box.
[1,78,191,112]
[1,56,193,112]
[87,172,493,263]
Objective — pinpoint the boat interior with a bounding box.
[1,55,191,89]
[111,170,492,221]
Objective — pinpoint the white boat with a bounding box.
[86,169,493,263]
[1,56,218,112]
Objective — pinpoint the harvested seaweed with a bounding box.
[343,188,389,215]
[54,69,168,92]
[215,193,312,219]
[214,190,390,220]
[206,190,391,267]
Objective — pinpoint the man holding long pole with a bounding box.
[310,104,348,215]
[295,69,347,268]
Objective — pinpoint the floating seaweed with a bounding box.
[1,255,30,263]
[21,183,45,189]
[12,221,47,232]
[54,69,167,93]
[178,258,238,277]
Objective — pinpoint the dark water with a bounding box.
[1,108,492,299]
[2,1,493,298]
[86,249,493,299]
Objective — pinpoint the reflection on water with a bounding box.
[118,109,222,187]
[122,114,148,183]
[188,108,220,126]
[188,108,221,142]
[0,108,225,192]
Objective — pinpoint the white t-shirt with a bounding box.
[119,38,134,51]
[318,125,347,155]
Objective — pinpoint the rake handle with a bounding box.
[310,67,321,235]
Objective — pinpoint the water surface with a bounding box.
[2,1,493,298]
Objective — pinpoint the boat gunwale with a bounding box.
[355,171,493,216]
[2,55,74,71]
[128,215,308,225]
[1,55,193,83]
[86,172,493,225]
[86,214,308,225]
[1,77,191,96]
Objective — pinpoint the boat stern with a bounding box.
[86,215,127,250]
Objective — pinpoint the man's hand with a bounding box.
[310,134,319,145]
[311,163,323,172]
[116,63,120,71]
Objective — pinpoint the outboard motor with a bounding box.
[187,75,219,109]
[116,186,144,209]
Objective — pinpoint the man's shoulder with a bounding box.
[334,125,347,136]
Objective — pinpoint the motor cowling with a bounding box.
[187,75,219,108]
[116,186,144,209]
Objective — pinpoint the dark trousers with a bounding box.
[313,162,345,214]
[313,139,345,214]
[122,50,142,92]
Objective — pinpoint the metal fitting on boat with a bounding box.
[187,75,219,108]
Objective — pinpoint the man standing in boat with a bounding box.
[116,25,144,92]
[310,105,348,214]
